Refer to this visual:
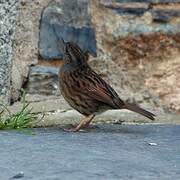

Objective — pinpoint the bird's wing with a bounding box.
[78,70,124,109]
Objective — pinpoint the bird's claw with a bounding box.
[63,128,86,132]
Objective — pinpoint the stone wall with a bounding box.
[1,0,180,114]
[25,0,97,95]
[11,0,51,101]
[89,0,180,113]
[0,0,19,103]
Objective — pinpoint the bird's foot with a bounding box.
[63,115,95,132]
[63,127,85,132]
[63,124,77,132]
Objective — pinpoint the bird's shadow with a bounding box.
[60,123,156,135]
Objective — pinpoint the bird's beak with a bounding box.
[59,37,66,54]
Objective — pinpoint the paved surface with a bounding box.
[0,124,180,180]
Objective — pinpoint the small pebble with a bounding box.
[10,172,24,179]
[148,142,157,146]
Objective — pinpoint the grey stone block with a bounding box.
[39,0,97,60]
[25,65,60,95]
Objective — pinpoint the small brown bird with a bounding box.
[59,40,155,132]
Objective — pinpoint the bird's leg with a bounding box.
[64,114,95,132]
[83,115,95,128]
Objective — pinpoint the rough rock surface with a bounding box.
[0,0,19,103]
[25,65,59,95]
[11,0,51,102]
[10,0,180,116]
[90,0,180,113]
[39,0,96,59]
[26,0,97,96]
[146,56,180,113]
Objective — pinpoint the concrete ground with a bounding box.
[0,124,180,180]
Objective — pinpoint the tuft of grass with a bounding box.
[0,92,39,130]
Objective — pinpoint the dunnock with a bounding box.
[59,40,155,132]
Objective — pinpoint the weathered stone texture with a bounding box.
[11,0,51,101]
[11,0,180,115]
[26,0,97,96]
[39,0,96,59]
[25,65,59,95]
[90,0,180,113]
[146,56,180,113]
[0,0,19,102]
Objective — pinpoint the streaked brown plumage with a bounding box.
[59,40,155,132]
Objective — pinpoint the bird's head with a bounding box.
[60,38,87,66]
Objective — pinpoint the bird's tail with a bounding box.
[123,102,155,120]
